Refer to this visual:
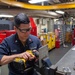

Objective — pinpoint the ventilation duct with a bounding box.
[52,0,61,3]
[49,0,61,4]
[59,0,74,3]
[18,0,28,3]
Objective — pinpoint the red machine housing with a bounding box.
[29,17,37,36]
[0,17,37,43]
[72,28,75,46]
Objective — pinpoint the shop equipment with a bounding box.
[1,44,74,75]
[39,33,47,46]
[12,45,52,75]
[72,28,75,45]
[47,32,55,50]
[13,50,39,72]
[55,39,60,48]
[37,45,75,75]
[0,33,6,43]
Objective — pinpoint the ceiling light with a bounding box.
[29,0,48,4]
[0,14,14,18]
[55,10,64,14]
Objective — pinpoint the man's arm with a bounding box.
[0,51,35,65]
[0,54,20,65]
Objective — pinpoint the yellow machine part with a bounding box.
[47,32,55,51]
[51,35,55,48]
[14,58,26,63]
[14,50,34,67]
[47,35,52,50]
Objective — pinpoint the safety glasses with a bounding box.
[17,27,31,33]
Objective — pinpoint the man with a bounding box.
[0,13,42,75]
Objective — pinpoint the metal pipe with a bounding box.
[0,0,75,10]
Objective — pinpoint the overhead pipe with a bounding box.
[0,0,75,10]
[49,0,61,4]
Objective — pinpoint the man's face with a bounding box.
[15,23,31,42]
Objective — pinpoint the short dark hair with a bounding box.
[13,13,30,28]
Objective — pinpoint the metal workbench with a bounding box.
[54,46,75,75]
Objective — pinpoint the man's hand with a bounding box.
[19,51,35,61]
[32,50,39,62]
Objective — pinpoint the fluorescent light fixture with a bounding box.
[54,19,59,21]
[0,14,14,18]
[29,0,48,4]
[48,11,58,16]
[55,10,64,14]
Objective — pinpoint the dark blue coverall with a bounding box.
[0,33,42,75]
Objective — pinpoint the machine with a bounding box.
[13,50,39,72]
[1,44,71,75]
[12,45,52,75]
